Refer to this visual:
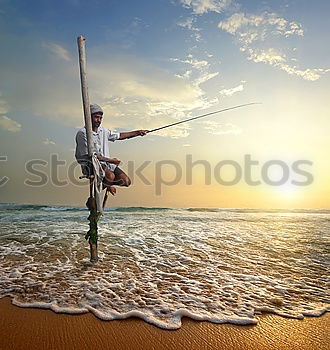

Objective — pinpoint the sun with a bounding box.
[276,183,298,196]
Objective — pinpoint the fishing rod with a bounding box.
[148,102,261,133]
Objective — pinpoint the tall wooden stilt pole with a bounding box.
[77,35,98,263]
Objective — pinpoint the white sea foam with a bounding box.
[0,206,329,329]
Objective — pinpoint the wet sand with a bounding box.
[0,297,329,350]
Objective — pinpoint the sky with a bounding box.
[0,0,329,209]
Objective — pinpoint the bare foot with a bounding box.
[108,186,117,196]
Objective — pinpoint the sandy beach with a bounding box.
[0,297,328,350]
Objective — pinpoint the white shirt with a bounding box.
[75,126,120,172]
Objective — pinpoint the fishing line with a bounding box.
[148,102,261,133]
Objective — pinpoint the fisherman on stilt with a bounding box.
[75,103,149,197]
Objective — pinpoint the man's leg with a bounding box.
[102,168,117,195]
[102,167,131,194]
[113,167,131,187]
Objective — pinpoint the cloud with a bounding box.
[42,42,71,61]
[219,83,244,96]
[0,116,22,132]
[181,0,233,15]
[178,1,234,41]
[177,16,202,41]
[90,54,208,105]
[168,53,220,107]
[245,47,286,65]
[195,71,219,86]
[130,17,144,28]
[170,55,209,70]
[0,37,220,138]
[219,12,330,81]
[170,54,219,87]
[2,48,208,137]
[101,97,194,138]
[175,70,193,79]
[0,93,9,114]
[87,54,221,138]
[202,120,242,135]
[219,12,303,45]
[43,138,56,145]
[90,52,222,138]
[177,17,199,31]
[2,62,82,126]
[244,47,330,81]
[276,65,330,81]
[0,103,8,114]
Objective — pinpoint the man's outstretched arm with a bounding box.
[118,130,149,140]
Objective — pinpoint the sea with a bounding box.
[0,203,329,329]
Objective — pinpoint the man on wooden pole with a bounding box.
[75,103,149,196]
[76,35,148,262]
